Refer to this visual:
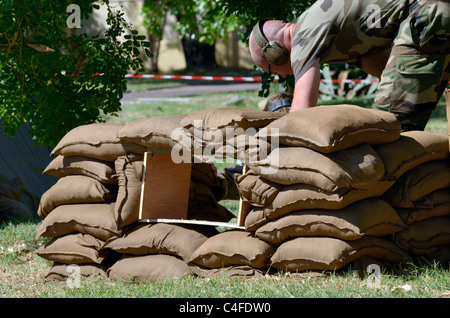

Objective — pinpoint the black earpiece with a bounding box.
[267,98,292,112]
[252,19,289,66]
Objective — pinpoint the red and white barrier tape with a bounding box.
[124,73,264,82]
[321,79,379,83]
[124,73,380,83]
[63,71,380,83]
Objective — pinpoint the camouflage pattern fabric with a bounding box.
[291,0,450,131]
[291,0,411,80]
[372,0,450,131]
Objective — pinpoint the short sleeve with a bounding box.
[290,0,409,82]
[291,1,340,82]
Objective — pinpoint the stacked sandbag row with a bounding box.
[34,123,136,280]
[377,136,450,264]
[36,108,285,281]
[178,108,284,157]
[32,121,217,281]
[102,196,266,280]
[104,109,285,280]
[103,225,268,280]
[232,105,448,273]
[365,129,450,267]
[112,108,284,160]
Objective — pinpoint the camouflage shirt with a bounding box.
[291,0,412,82]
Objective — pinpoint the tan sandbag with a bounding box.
[107,254,193,282]
[214,133,272,162]
[45,262,107,281]
[188,229,275,269]
[270,236,408,272]
[180,108,284,135]
[115,114,188,150]
[236,171,395,219]
[127,153,145,181]
[36,203,121,241]
[247,144,385,191]
[445,89,450,148]
[35,233,108,264]
[393,216,450,251]
[255,199,406,244]
[244,207,269,232]
[256,105,401,153]
[37,175,117,219]
[234,172,282,207]
[243,181,396,232]
[181,108,283,157]
[102,223,215,261]
[114,155,142,229]
[383,160,450,208]
[192,265,265,278]
[43,155,118,184]
[373,130,449,178]
[395,188,450,225]
[410,245,450,265]
[52,123,146,161]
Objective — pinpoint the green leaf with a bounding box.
[0,0,147,147]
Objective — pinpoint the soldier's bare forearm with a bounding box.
[291,59,321,112]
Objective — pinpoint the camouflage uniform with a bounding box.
[291,0,450,131]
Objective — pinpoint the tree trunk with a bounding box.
[181,35,217,70]
[148,33,161,72]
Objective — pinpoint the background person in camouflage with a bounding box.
[249,0,450,131]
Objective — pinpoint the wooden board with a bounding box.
[139,152,192,220]
[237,165,251,227]
[139,152,247,229]
[138,218,244,229]
[445,89,450,150]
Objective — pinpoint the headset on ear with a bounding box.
[252,19,289,66]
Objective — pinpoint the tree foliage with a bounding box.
[0,0,151,147]
[220,0,315,37]
[142,0,315,96]
[142,0,242,46]
[142,0,242,70]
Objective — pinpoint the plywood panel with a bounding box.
[139,152,245,229]
[445,89,450,150]
[139,152,192,220]
[237,165,251,227]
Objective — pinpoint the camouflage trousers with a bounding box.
[372,0,450,131]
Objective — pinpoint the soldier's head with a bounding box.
[249,19,294,77]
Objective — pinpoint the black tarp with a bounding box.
[0,120,57,219]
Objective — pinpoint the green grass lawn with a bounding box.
[1,81,449,299]
[1,219,449,298]
[118,78,449,136]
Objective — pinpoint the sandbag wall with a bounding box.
[32,120,227,281]
[34,123,140,279]
[378,139,450,264]
[35,105,450,282]
[234,105,450,272]
[35,109,284,281]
